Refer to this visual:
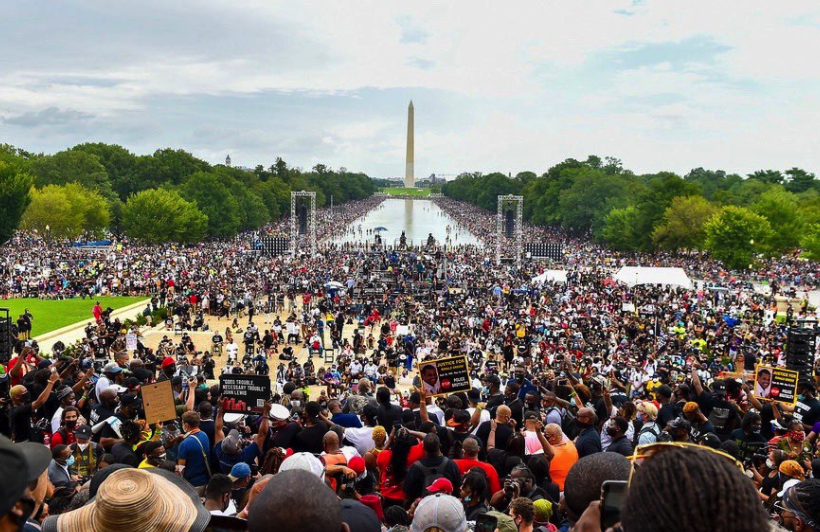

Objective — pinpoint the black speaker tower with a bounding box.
[0,308,12,363]
[505,209,515,238]
[786,326,816,381]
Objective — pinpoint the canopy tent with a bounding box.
[613,266,693,289]
[532,270,568,284]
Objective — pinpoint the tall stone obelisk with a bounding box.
[404,100,415,188]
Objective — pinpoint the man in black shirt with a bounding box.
[375,387,403,430]
[604,416,634,457]
[293,401,329,454]
[476,405,513,457]
[794,380,820,432]
[655,385,677,429]
[402,433,461,502]
[483,375,506,417]
[691,372,740,441]
[9,372,58,442]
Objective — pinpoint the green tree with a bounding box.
[800,224,820,261]
[30,150,114,199]
[22,183,110,239]
[785,167,816,194]
[180,172,241,237]
[71,143,138,200]
[748,169,784,185]
[601,206,641,250]
[704,206,773,270]
[0,161,33,245]
[630,172,701,250]
[122,189,207,244]
[558,169,631,235]
[652,196,717,251]
[751,187,804,252]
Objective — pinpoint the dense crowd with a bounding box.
[2,195,820,532]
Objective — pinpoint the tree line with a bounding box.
[0,143,374,245]
[442,156,820,269]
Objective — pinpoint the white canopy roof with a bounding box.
[532,270,568,284]
[613,266,693,289]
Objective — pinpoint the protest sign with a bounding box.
[219,374,271,413]
[754,365,799,405]
[417,355,471,396]
[141,380,178,423]
[126,333,137,351]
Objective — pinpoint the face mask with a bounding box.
[766,458,775,469]
[65,455,75,467]
[790,431,805,443]
[78,443,89,451]
[66,420,77,429]
[751,427,761,434]
[797,394,806,402]
[605,426,618,436]
[463,495,472,503]
[157,453,167,461]
[291,400,301,408]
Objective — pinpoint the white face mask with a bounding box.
[766,458,775,469]
[77,443,89,451]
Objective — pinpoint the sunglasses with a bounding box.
[629,442,744,485]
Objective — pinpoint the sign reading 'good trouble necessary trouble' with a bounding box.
[417,355,471,397]
[753,364,800,405]
[219,374,271,413]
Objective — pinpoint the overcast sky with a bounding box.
[1,1,819,178]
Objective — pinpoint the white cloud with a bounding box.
[1,0,819,177]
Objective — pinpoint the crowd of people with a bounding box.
[2,193,820,532]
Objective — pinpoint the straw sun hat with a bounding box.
[43,468,210,532]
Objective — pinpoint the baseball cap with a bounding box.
[486,511,516,532]
[427,478,454,494]
[124,377,141,390]
[161,357,176,368]
[0,436,51,516]
[411,494,467,532]
[222,430,241,456]
[228,462,251,482]
[466,389,481,403]
[523,410,539,421]
[269,404,290,421]
[710,379,727,395]
[341,499,381,532]
[278,452,325,480]
[120,394,142,408]
[698,433,721,449]
[75,425,92,440]
[0,365,7,383]
[347,456,366,477]
[102,362,123,374]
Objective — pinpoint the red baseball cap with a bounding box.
[161,357,176,368]
[348,456,366,476]
[427,478,453,494]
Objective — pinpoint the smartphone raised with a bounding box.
[601,480,628,530]
[475,513,497,532]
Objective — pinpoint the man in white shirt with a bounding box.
[226,341,239,363]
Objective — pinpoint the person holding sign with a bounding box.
[755,367,772,399]
[420,363,441,396]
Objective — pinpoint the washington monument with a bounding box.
[405,100,415,188]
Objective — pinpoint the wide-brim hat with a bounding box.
[43,468,210,532]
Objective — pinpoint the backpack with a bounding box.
[415,460,449,494]
[635,423,660,445]
[547,407,578,440]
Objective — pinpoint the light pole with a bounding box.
[749,238,754,270]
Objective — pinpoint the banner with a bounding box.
[141,380,178,424]
[126,333,137,351]
[417,355,471,396]
[219,374,271,414]
[753,365,799,405]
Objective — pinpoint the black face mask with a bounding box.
[14,497,36,531]
[65,420,78,429]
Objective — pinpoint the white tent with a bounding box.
[532,270,568,284]
[613,266,693,289]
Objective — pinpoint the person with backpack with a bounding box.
[635,402,661,445]
[402,433,461,504]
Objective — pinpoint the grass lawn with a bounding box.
[0,296,148,337]
[380,187,433,196]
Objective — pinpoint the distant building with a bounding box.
[225,154,232,167]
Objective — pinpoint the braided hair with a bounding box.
[789,478,820,527]
[621,446,769,532]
